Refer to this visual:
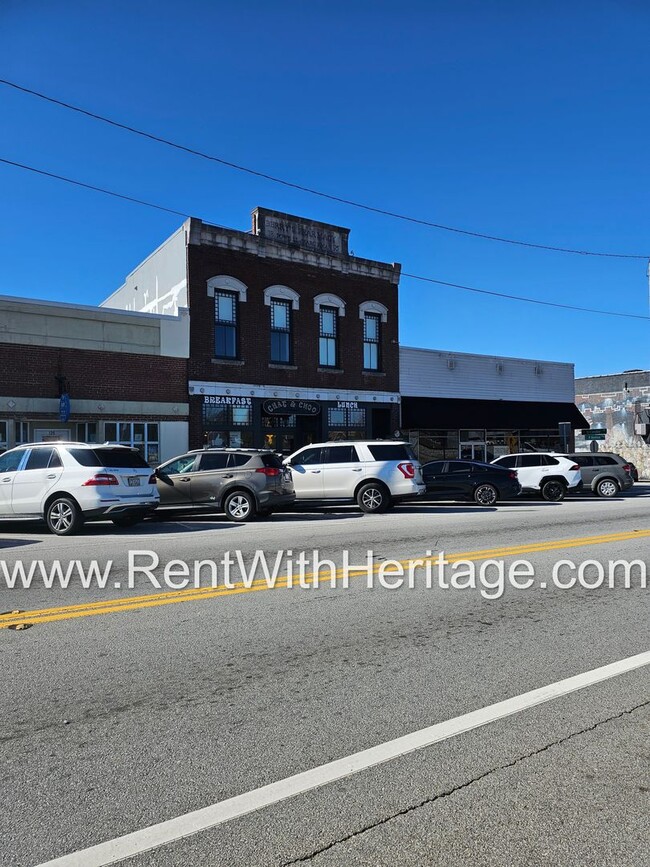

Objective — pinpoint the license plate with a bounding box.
[127,477,141,487]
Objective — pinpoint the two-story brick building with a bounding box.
[102,208,402,452]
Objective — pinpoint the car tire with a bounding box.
[473,483,498,506]
[45,496,84,536]
[541,480,566,502]
[357,482,391,514]
[595,478,619,498]
[111,514,144,528]
[224,490,257,522]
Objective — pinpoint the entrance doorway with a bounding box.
[459,442,487,462]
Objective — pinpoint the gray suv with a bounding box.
[561,452,634,497]
[154,449,295,521]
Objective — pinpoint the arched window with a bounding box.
[207,276,247,359]
[359,301,387,371]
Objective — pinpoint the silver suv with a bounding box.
[155,449,295,521]
[284,440,425,513]
[560,453,634,497]
[0,442,158,535]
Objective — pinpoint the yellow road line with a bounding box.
[1,529,648,629]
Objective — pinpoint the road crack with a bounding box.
[280,699,650,865]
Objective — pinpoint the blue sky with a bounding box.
[1,0,649,377]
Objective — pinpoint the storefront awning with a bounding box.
[401,397,588,430]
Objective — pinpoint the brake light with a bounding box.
[397,462,416,479]
[256,467,281,477]
[623,464,631,473]
[508,471,518,480]
[148,473,156,484]
[82,473,119,486]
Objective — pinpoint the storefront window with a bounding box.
[0,421,8,452]
[327,406,366,441]
[486,430,519,460]
[406,430,458,463]
[105,421,159,464]
[15,421,29,445]
[202,396,254,450]
[205,430,254,448]
[76,422,98,444]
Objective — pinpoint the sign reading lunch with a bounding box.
[263,399,320,416]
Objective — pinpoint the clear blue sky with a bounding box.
[1,0,649,377]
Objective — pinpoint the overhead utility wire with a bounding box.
[1,76,648,261]
[1,155,648,323]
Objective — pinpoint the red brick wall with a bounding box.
[187,246,400,392]
[0,344,188,402]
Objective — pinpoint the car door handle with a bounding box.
[309,470,321,474]
[46,474,57,479]
[352,468,362,472]
[180,477,191,482]
[1,477,11,483]
[223,474,234,479]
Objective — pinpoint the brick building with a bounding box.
[0,295,189,462]
[103,208,402,452]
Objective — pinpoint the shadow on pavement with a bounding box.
[0,538,42,549]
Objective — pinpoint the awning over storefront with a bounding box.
[401,397,588,430]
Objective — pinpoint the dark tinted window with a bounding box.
[595,455,617,466]
[423,461,445,475]
[448,461,473,474]
[229,453,254,467]
[25,448,56,470]
[199,453,229,471]
[470,464,490,474]
[367,444,416,461]
[322,445,359,464]
[67,447,150,468]
[571,455,595,467]
[494,455,517,468]
[49,449,62,468]
[260,453,283,468]
[519,454,544,467]
[0,449,25,472]
[543,455,560,466]
[291,448,322,466]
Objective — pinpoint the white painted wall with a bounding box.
[101,222,189,315]
[159,421,188,462]
[0,295,188,357]
[400,346,575,402]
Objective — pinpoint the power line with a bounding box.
[1,154,648,322]
[1,76,648,261]
[0,157,189,218]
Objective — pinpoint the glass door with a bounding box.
[459,442,487,462]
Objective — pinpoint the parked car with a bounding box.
[491,453,582,501]
[154,448,295,521]
[422,459,521,505]
[0,442,158,535]
[283,440,425,513]
[559,452,634,497]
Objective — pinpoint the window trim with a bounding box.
[214,289,239,359]
[270,297,293,364]
[358,300,388,323]
[363,311,381,371]
[263,285,300,309]
[319,305,339,368]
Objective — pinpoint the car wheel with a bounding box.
[357,482,390,514]
[111,514,144,528]
[224,491,256,522]
[595,478,619,498]
[45,496,83,536]
[474,483,498,506]
[541,480,566,502]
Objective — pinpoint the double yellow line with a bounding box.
[1,529,648,630]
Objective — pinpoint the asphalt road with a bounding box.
[1,487,649,866]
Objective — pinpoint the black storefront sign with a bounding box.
[262,398,320,416]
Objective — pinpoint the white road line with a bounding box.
[39,650,650,867]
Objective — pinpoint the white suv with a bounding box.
[283,440,425,513]
[0,442,159,535]
[491,452,582,501]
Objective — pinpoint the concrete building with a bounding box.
[575,369,650,479]
[103,208,402,452]
[400,346,587,462]
[0,295,189,462]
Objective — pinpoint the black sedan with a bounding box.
[422,460,521,505]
